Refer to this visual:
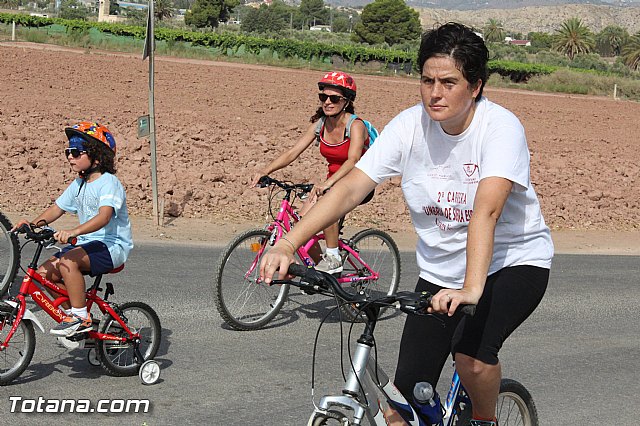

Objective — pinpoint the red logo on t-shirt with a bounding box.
[463,163,478,177]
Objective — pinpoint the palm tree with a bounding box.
[484,18,505,43]
[596,25,629,56]
[622,32,640,70]
[553,17,595,60]
[154,0,174,20]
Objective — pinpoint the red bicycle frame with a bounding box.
[2,263,135,350]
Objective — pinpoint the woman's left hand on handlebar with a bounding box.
[430,288,481,317]
[259,241,296,284]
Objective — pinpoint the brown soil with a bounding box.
[1,42,639,253]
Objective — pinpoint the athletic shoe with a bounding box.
[50,313,93,337]
[315,254,343,274]
[470,420,497,426]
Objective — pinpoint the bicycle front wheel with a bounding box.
[340,229,401,321]
[214,228,289,331]
[496,379,539,426]
[309,410,352,425]
[0,304,36,385]
[453,378,539,426]
[0,212,19,297]
[96,302,161,377]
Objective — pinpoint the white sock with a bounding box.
[63,308,72,315]
[70,307,88,320]
[325,247,340,259]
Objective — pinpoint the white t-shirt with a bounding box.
[356,98,553,289]
[56,173,133,268]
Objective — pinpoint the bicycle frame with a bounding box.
[264,195,380,286]
[1,241,139,351]
[311,332,469,426]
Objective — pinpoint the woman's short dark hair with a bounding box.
[84,139,116,175]
[417,22,489,101]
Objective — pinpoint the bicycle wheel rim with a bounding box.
[497,391,533,425]
[0,308,34,381]
[215,229,288,330]
[0,214,19,295]
[344,230,400,300]
[99,304,160,373]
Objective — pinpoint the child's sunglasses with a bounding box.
[64,148,86,158]
[318,93,346,103]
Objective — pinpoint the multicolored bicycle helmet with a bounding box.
[65,121,116,154]
[318,71,357,101]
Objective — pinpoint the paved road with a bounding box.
[1,243,638,425]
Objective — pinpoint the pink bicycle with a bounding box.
[213,176,401,330]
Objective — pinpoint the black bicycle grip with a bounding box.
[288,263,311,278]
[459,304,476,316]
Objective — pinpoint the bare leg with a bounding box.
[55,248,91,309]
[324,221,340,250]
[38,257,70,309]
[455,353,501,420]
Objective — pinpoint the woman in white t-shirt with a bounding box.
[260,22,553,426]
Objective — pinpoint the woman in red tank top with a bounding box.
[250,71,368,273]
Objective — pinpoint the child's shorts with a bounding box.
[54,241,114,277]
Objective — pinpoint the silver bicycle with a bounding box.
[277,265,539,426]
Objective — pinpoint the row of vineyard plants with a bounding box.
[0,12,556,80]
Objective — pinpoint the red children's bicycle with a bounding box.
[0,223,161,385]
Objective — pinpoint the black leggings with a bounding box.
[393,265,549,399]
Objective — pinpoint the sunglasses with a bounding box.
[64,148,87,158]
[318,93,346,103]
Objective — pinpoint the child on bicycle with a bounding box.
[12,121,133,337]
[251,71,371,274]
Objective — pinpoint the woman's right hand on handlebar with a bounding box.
[259,241,296,284]
[250,171,268,188]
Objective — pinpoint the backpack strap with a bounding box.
[315,114,360,146]
[314,116,326,146]
[344,114,358,139]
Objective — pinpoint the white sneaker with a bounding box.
[315,254,343,274]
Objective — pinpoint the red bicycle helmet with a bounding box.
[318,71,357,101]
[65,121,116,153]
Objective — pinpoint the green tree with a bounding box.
[299,0,328,27]
[352,0,421,46]
[621,32,640,70]
[59,0,89,20]
[595,25,629,57]
[184,0,239,28]
[527,31,553,49]
[241,3,287,33]
[155,0,174,20]
[483,18,505,43]
[552,17,595,60]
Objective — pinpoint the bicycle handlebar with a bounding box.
[282,264,476,317]
[14,223,77,245]
[258,175,314,195]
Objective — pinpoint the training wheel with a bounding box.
[87,348,100,366]
[139,360,161,385]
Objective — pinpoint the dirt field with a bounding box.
[1,42,639,252]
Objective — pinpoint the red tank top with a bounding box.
[318,119,369,178]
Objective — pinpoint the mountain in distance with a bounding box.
[322,0,640,34]
[325,0,640,8]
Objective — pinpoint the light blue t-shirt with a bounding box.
[56,173,133,268]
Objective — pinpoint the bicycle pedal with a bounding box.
[56,336,84,350]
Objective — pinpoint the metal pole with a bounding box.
[148,0,160,226]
